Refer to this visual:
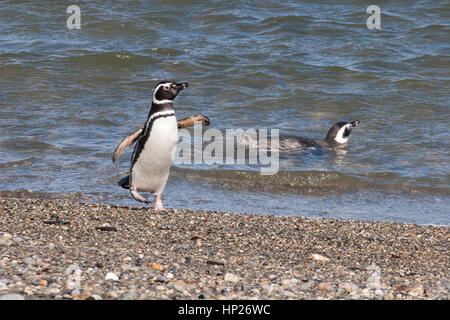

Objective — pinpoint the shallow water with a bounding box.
[0,1,449,225]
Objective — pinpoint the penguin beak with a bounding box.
[350,120,360,128]
[174,82,188,91]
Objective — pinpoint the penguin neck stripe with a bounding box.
[153,97,173,104]
[147,110,175,123]
[145,110,176,130]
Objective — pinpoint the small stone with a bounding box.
[23,286,34,295]
[375,289,384,296]
[12,237,24,243]
[122,292,136,300]
[299,280,314,291]
[197,293,208,299]
[283,291,297,298]
[262,284,276,296]
[65,264,82,290]
[384,292,394,300]
[38,279,48,287]
[106,290,120,299]
[153,276,168,283]
[224,273,241,283]
[23,257,35,266]
[105,272,119,281]
[360,288,371,297]
[169,281,187,292]
[338,282,359,294]
[281,278,299,289]
[121,264,132,271]
[0,293,25,300]
[0,233,13,247]
[151,263,164,271]
[408,285,424,297]
[220,287,230,296]
[366,264,382,289]
[309,254,330,263]
[71,288,80,298]
[317,282,333,291]
[88,294,102,300]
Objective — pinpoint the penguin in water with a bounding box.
[112,81,210,211]
[239,120,360,152]
[278,120,360,152]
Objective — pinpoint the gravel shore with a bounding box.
[0,197,448,300]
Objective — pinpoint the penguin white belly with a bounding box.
[131,116,178,195]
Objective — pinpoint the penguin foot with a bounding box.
[153,196,166,212]
[130,189,150,204]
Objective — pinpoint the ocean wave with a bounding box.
[0,157,39,169]
[62,52,160,67]
[170,167,450,197]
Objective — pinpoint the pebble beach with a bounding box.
[0,197,448,300]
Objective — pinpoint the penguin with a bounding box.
[238,120,360,152]
[112,81,210,211]
[277,120,360,152]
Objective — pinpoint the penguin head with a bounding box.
[325,120,360,145]
[152,81,188,104]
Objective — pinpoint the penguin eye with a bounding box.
[163,85,170,90]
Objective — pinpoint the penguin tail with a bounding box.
[118,175,130,189]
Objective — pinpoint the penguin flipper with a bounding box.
[177,114,210,129]
[112,127,143,163]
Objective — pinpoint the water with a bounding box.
[1,1,449,225]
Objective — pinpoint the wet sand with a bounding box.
[0,197,448,300]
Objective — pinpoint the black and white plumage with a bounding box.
[239,120,360,153]
[112,81,208,211]
[281,120,360,150]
